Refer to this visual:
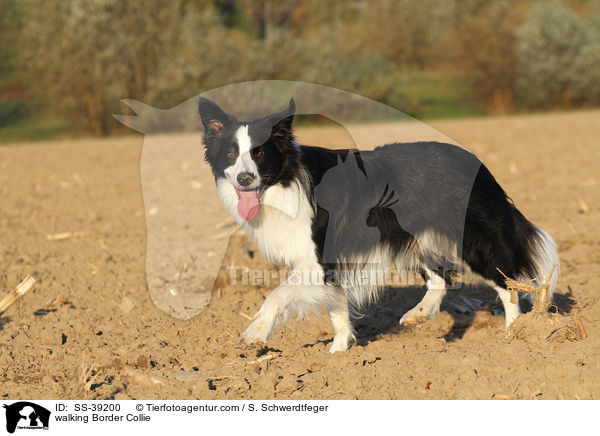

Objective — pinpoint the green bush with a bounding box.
[570,39,600,105]
[256,31,408,110]
[516,1,600,107]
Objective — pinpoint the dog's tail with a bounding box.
[526,226,560,301]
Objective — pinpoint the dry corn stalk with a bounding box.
[46,231,86,241]
[497,265,557,311]
[0,275,36,315]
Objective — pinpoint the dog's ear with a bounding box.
[270,98,296,140]
[272,98,295,137]
[198,98,234,144]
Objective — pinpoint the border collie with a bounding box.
[198,97,559,353]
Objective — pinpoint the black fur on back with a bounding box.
[301,141,541,286]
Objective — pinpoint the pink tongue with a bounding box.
[237,190,260,221]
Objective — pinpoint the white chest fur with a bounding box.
[216,178,318,269]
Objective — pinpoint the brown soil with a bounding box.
[1,110,599,400]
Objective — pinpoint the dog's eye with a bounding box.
[257,150,265,158]
[227,151,235,159]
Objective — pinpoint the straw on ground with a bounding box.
[0,275,36,316]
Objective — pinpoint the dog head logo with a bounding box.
[3,402,50,433]
[113,81,469,319]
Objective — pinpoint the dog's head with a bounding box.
[198,98,299,221]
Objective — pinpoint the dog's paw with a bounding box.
[239,316,272,345]
[399,305,437,326]
[328,332,355,354]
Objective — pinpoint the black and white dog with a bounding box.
[198,97,559,353]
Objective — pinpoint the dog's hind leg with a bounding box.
[327,289,355,353]
[494,285,521,329]
[399,267,447,326]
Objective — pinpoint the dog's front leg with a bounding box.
[240,268,332,346]
[239,270,306,345]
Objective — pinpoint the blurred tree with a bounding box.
[453,0,520,114]
[0,0,20,84]
[212,0,242,27]
[0,0,27,126]
[18,0,220,135]
[239,0,300,39]
[304,0,446,69]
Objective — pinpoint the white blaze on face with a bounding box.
[224,125,260,189]
[223,124,262,221]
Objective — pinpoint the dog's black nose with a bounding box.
[237,172,255,187]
